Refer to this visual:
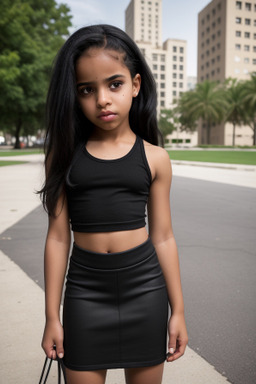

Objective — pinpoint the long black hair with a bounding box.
[40,24,162,215]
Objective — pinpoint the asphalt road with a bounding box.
[1,175,255,384]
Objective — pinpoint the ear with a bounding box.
[132,74,141,97]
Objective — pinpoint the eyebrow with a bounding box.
[77,74,125,87]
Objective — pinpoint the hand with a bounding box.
[166,313,188,362]
[41,319,64,360]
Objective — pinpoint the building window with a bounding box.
[253,59,256,65]
[245,3,251,11]
[244,57,250,63]
[179,74,183,79]
[180,47,184,53]
[161,55,165,62]
[180,56,184,62]
[235,44,241,50]
[153,64,157,70]
[173,46,177,52]
[236,1,242,9]
[161,74,165,80]
[217,2,221,11]
[211,70,215,76]
[245,18,251,25]
[212,46,216,53]
[236,17,242,23]
[244,45,250,51]
[217,17,221,24]
[236,30,241,37]
[173,82,177,87]
[160,101,165,107]
[173,64,177,69]
[160,65,165,71]
[254,19,256,26]
[173,56,177,61]
[173,73,177,78]
[160,92,165,97]
[179,65,183,70]
[201,65,204,71]
[245,32,250,38]
[253,46,256,52]
[254,33,256,39]
[152,54,157,61]
[153,73,158,79]
[217,55,220,61]
[173,91,177,96]
[179,83,183,88]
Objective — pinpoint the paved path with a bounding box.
[1,154,255,383]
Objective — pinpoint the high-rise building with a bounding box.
[197,0,255,145]
[125,0,187,113]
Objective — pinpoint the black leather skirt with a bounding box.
[63,238,168,371]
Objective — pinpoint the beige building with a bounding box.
[125,0,187,113]
[198,0,255,145]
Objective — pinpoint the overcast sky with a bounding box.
[56,0,211,76]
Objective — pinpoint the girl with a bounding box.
[40,24,188,384]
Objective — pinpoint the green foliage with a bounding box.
[224,78,247,146]
[241,73,256,145]
[177,80,227,144]
[0,0,72,147]
[158,109,176,140]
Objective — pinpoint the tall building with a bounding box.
[197,0,255,145]
[125,0,187,113]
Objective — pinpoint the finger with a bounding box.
[55,340,64,359]
[166,340,187,362]
[168,332,177,356]
[42,340,55,359]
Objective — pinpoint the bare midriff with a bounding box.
[73,227,149,254]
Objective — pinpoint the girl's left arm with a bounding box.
[147,146,188,362]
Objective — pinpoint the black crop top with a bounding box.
[65,136,152,232]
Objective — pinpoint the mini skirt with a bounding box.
[63,238,169,371]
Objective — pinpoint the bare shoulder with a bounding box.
[143,140,172,180]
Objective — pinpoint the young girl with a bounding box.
[40,24,188,384]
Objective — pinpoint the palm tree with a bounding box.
[224,78,246,146]
[241,73,256,146]
[178,80,227,144]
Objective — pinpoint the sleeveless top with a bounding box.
[65,136,152,232]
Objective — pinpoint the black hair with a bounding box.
[40,24,162,215]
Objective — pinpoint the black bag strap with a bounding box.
[38,348,66,384]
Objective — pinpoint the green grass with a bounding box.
[167,150,256,165]
[0,161,28,166]
[0,149,42,156]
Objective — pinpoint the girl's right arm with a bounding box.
[41,193,71,360]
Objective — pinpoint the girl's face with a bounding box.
[76,48,141,133]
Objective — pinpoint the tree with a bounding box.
[224,78,246,146]
[241,73,256,146]
[0,0,72,148]
[178,80,227,144]
[158,109,176,143]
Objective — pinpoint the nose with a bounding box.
[96,87,111,108]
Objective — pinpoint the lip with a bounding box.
[97,111,117,122]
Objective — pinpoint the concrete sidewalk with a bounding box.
[2,153,254,383]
